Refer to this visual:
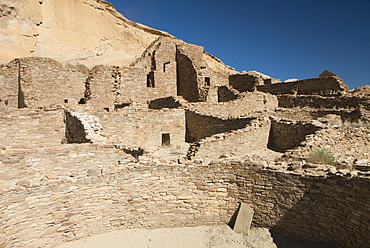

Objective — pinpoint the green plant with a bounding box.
[307,148,336,165]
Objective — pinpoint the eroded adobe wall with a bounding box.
[257,77,348,96]
[15,57,86,108]
[0,153,369,248]
[0,108,65,149]
[185,110,252,142]
[92,109,186,150]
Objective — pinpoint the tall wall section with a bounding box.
[0,61,18,110]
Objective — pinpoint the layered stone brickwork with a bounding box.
[277,95,360,109]
[188,120,271,160]
[0,108,65,149]
[217,85,239,102]
[285,125,370,168]
[257,76,349,96]
[186,91,278,119]
[64,110,109,144]
[91,108,187,151]
[268,118,323,152]
[0,61,18,110]
[0,150,368,248]
[185,110,253,142]
[229,72,264,93]
[16,57,86,108]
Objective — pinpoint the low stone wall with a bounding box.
[0,108,65,149]
[188,121,271,160]
[185,110,252,142]
[1,147,369,248]
[277,95,360,109]
[257,77,348,96]
[268,118,322,152]
[186,91,278,119]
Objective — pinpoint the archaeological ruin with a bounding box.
[0,0,369,247]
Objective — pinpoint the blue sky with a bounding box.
[110,0,370,89]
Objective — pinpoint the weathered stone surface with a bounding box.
[233,203,254,234]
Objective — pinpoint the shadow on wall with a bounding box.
[269,231,336,248]
[270,176,369,248]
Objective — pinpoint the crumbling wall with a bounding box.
[148,96,181,109]
[286,125,370,168]
[229,73,264,92]
[185,110,252,142]
[277,95,360,109]
[188,121,271,160]
[186,91,278,119]
[257,76,348,96]
[268,118,323,152]
[64,110,108,144]
[217,85,239,102]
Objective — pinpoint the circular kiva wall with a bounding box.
[0,156,369,248]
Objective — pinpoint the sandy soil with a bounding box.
[56,225,276,248]
[57,225,335,248]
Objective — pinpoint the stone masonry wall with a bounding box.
[186,91,278,119]
[16,57,86,108]
[185,110,252,142]
[0,108,65,149]
[277,95,360,109]
[0,151,368,248]
[92,108,187,151]
[0,61,18,110]
[229,73,264,92]
[257,76,348,96]
[268,118,322,152]
[188,121,271,160]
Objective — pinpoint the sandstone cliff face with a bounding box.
[0,0,172,67]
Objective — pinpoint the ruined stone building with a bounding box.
[1,0,370,248]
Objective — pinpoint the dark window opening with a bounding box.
[147,71,155,87]
[4,99,9,106]
[104,107,110,112]
[200,66,206,69]
[205,77,211,86]
[162,133,171,146]
[148,53,151,56]
[78,98,86,104]
[114,103,131,110]
[64,99,68,103]
[163,61,170,72]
